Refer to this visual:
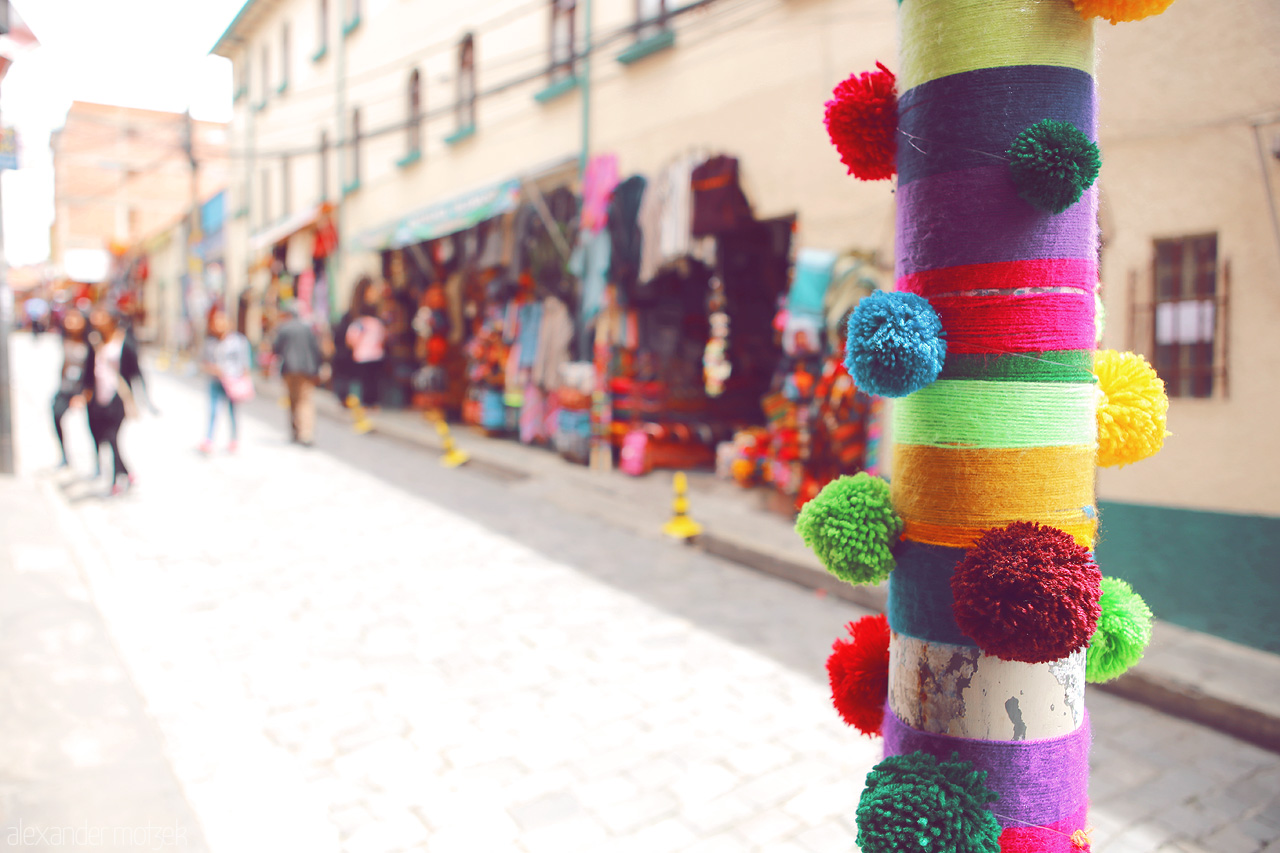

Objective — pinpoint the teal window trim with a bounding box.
[233,206,248,220]
[311,44,328,62]
[444,124,475,146]
[253,99,267,113]
[342,14,361,37]
[533,74,579,104]
[342,178,361,196]
[616,28,675,65]
[233,85,248,103]
[275,80,289,95]
[395,149,422,169]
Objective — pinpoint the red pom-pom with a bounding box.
[823,62,898,181]
[827,613,890,736]
[951,522,1102,663]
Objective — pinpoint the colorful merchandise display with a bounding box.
[798,1,1175,850]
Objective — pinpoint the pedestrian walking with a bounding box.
[200,306,253,454]
[345,277,387,409]
[272,301,327,446]
[52,310,90,469]
[84,308,140,495]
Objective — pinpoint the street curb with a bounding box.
[209,369,1280,755]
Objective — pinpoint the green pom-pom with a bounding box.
[1008,119,1101,214]
[795,473,902,585]
[856,751,1002,853]
[1086,576,1154,683]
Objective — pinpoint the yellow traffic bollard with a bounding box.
[346,393,374,435]
[429,412,470,468]
[662,471,703,539]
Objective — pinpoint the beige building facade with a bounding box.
[212,0,1279,645]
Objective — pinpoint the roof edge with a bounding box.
[210,0,257,57]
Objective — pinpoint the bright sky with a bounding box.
[1,0,245,266]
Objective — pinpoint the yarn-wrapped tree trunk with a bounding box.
[799,1,1172,850]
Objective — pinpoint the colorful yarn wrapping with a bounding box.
[1086,576,1153,683]
[899,0,1093,90]
[856,750,1002,853]
[1000,804,1092,853]
[844,290,947,397]
[892,445,1098,548]
[939,350,1095,383]
[897,65,1095,188]
[924,291,1096,356]
[881,708,1092,830]
[1094,349,1169,467]
[950,522,1102,664]
[897,166,1098,277]
[898,258,1097,298]
[1008,120,1101,214]
[795,473,902,585]
[1072,0,1177,25]
[887,542,974,646]
[824,62,898,181]
[827,613,890,736]
[892,380,1097,449]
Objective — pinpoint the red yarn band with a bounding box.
[929,291,1095,354]
[898,258,1097,298]
[999,803,1091,852]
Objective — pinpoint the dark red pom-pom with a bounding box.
[827,613,890,736]
[951,522,1102,663]
[823,62,898,181]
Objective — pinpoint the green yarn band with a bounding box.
[894,380,1097,449]
[939,350,1095,383]
[898,0,1094,91]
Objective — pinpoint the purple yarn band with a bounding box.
[896,166,1098,278]
[881,706,1090,828]
[897,65,1097,187]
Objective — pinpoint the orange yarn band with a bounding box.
[892,445,1097,548]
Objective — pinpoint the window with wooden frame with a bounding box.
[318,130,329,200]
[279,22,291,92]
[408,69,422,155]
[349,107,361,189]
[1151,234,1224,399]
[635,0,668,39]
[260,43,271,103]
[549,0,576,80]
[456,34,476,131]
[281,153,291,217]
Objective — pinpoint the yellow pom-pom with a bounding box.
[1072,0,1177,24]
[1095,350,1169,467]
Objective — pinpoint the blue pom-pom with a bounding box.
[844,291,946,397]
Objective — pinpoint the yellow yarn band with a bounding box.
[899,0,1095,92]
[901,518,1097,550]
[892,444,1097,546]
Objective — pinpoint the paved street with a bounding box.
[5,333,1280,853]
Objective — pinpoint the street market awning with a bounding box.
[353,178,520,253]
[250,202,325,254]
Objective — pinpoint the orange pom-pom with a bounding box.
[824,63,897,181]
[1072,0,1177,24]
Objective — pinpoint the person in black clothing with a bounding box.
[52,310,91,468]
[84,308,142,495]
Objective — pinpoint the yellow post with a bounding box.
[346,393,374,434]
[662,471,703,539]
[429,411,470,468]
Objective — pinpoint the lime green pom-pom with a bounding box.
[1086,576,1154,683]
[857,751,1002,853]
[1008,119,1101,214]
[795,473,901,585]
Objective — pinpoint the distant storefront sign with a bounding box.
[0,127,18,170]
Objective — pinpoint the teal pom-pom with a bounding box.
[845,290,947,397]
[856,751,1002,853]
[795,473,902,585]
[1008,119,1101,214]
[1086,576,1154,683]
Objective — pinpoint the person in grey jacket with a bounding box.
[272,302,327,447]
